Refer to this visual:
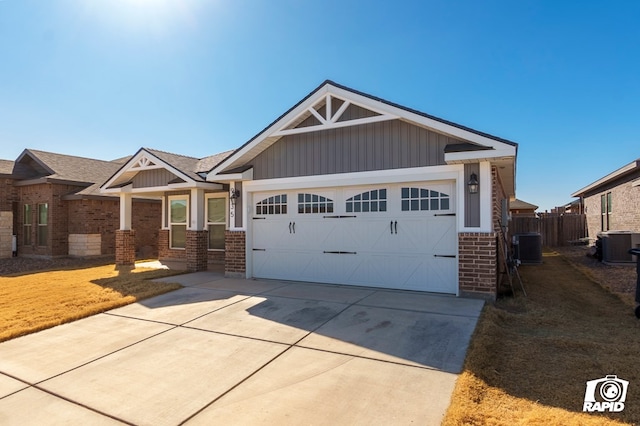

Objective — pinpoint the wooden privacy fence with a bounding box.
[509,214,587,247]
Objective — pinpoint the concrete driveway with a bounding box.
[0,272,483,425]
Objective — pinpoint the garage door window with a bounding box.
[256,194,287,215]
[346,189,387,213]
[298,193,334,214]
[401,187,450,211]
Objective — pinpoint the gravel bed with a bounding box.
[554,245,637,301]
[0,256,114,276]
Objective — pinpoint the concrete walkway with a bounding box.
[0,272,483,425]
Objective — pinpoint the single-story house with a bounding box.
[571,158,640,239]
[0,149,161,259]
[509,198,538,217]
[103,80,518,300]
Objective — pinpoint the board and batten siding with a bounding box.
[251,119,459,180]
[133,169,180,188]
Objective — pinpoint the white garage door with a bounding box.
[251,182,457,293]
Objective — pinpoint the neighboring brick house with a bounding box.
[0,149,161,259]
[103,80,518,300]
[572,158,640,239]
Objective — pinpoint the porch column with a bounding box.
[116,193,135,267]
[186,188,208,272]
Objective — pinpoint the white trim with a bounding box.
[119,193,132,230]
[242,164,463,193]
[205,192,228,251]
[632,179,640,187]
[271,114,397,137]
[444,148,516,164]
[206,168,253,183]
[168,194,189,249]
[101,149,202,192]
[331,100,350,123]
[479,161,493,232]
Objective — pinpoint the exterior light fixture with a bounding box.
[468,173,479,194]
[230,188,240,206]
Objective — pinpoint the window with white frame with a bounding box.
[169,196,188,249]
[206,195,226,250]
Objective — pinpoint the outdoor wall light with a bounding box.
[468,173,479,194]
[230,188,240,206]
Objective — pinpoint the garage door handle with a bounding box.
[289,222,292,233]
[390,221,393,234]
[434,254,456,258]
[394,221,398,234]
[292,222,296,233]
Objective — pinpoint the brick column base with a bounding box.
[225,230,246,278]
[186,230,208,272]
[115,230,136,267]
[458,232,498,301]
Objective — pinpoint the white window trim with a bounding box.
[168,195,189,250]
[205,193,228,251]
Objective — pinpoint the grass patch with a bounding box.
[444,249,640,426]
[0,264,183,342]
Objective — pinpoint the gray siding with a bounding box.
[464,163,480,227]
[234,181,243,228]
[252,119,458,180]
[133,169,181,188]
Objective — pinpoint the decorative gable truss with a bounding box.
[101,149,221,194]
[273,94,398,137]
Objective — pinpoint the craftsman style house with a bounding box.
[103,81,517,300]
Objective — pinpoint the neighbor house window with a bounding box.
[23,204,32,246]
[206,196,226,250]
[37,203,48,246]
[601,192,612,231]
[169,196,188,249]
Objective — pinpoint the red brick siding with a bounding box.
[458,232,498,299]
[225,230,246,275]
[186,230,208,272]
[0,178,17,212]
[115,230,136,266]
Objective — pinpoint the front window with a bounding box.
[37,203,48,246]
[207,197,226,250]
[170,197,188,249]
[23,204,32,246]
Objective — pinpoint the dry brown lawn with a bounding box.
[0,264,182,342]
[444,250,640,426]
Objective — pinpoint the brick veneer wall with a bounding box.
[115,229,136,266]
[0,178,17,211]
[582,169,640,239]
[67,199,160,256]
[225,230,246,277]
[458,232,498,299]
[186,230,208,272]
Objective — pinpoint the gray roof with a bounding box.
[144,148,233,181]
[18,149,123,185]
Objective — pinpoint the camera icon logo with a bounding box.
[583,375,628,412]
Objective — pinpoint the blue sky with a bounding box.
[1,0,638,211]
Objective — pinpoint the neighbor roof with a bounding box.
[510,198,538,211]
[16,149,123,185]
[571,159,640,197]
